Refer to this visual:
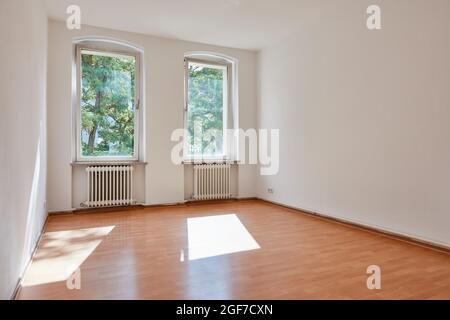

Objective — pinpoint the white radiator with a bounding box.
[194,164,231,200]
[85,165,134,208]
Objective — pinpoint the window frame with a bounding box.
[75,44,141,163]
[183,57,231,162]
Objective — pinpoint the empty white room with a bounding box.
[1,0,449,307]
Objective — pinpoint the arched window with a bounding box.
[73,38,143,162]
[183,52,238,162]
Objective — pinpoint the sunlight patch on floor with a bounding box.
[186,214,260,261]
[21,226,115,287]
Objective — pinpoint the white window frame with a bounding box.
[75,45,141,163]
[184,57,232,162]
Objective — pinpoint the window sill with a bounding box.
[71,161,147,166]
[182,160,236,165]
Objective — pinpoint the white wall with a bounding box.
[0,0,48,299]
[47,21,258,211]
[258,0,450,246]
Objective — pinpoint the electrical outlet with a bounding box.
[268,188,274,194]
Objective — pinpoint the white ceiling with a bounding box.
[44,0,319,51]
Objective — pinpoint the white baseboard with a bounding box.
[259,197,450,252]
[48,208,75,214]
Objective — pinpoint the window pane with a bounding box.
[187,61,227,158]
[80,50,136,158]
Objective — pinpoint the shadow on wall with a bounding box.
[18,119,47,295]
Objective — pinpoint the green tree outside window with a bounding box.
[80,50,136,158]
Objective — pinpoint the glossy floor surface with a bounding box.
[17,200,450,299]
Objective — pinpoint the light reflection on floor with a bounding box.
[21,226,115,287]
[186,214,260,261]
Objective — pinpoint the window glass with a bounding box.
[186,61,227,159]
[80,49,136,158]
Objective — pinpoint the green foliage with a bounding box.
[187,63,225,157]
[81,52,135,157]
